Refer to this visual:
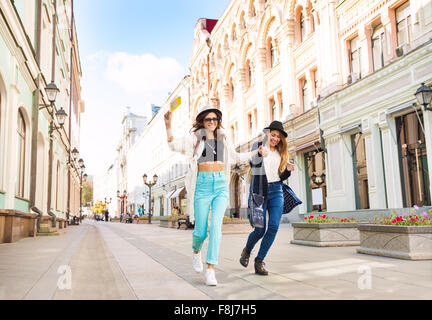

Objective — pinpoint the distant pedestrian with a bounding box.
[164,105,261,286]
[239,121,296,275]
[105,210,109,222]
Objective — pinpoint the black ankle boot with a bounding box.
[239,248,251,268]
[254,257,269,276]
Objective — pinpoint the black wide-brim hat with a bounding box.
[264,121,288,138]
[196,105,222,121]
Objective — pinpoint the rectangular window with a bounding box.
[16,111,26,198]
[372,24,385,71]
[301,78,310,111]
[248,113,252,136]
[269,98,276,121]
[350,36,361,80]
[253,108,258,134]
[277,91,283,119]
[396,1,412,47]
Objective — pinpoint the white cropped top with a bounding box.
[263,149,281,183]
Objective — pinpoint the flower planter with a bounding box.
[291,222,361,247]
[356,224,432,260]
[222,220,252,234]
[159,218,176,228]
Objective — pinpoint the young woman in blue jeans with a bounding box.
[165,105,260,286]
[240,121,295,275]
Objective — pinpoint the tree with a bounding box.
[82,181,93,207]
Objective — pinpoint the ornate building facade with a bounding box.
[189,0,432,220]
[0,0,84,242]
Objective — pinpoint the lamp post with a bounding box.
[78,159,87,222]
[40,81,68,228]
[143,174,158,224]
[415,83,432,112]
[117,190,127,222]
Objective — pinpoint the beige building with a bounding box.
[0,0,84,242]
[189,0,432,220]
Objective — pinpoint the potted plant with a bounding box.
[357,207,432,260]
[291,214,361,247]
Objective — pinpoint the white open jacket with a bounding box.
[168,129,254,223]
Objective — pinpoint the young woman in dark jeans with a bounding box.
[240,121,295,275]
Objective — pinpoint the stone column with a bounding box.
[422,108,432,204]
[255,47,268,132]
[362,118,387,209]
[276,19,296,121]
[378,111,404,208]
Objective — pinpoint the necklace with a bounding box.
[206,141,217,154]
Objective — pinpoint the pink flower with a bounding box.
[414,205,419,210]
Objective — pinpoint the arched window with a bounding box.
[232,24,237,41]
[16,109,26,197]
[229,77,234,102]
[246,59,252,88]
[240,12,246,29]
[300,12,306,42]
[267,38,275,69]
[250,0,256,17]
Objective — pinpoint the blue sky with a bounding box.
[74,0,231,176]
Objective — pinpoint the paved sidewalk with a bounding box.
[99,221,432,300]
[0,220,431,300]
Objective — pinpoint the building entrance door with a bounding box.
[305,149,327,212]
[351,132,370,209]
[396,111,431,207]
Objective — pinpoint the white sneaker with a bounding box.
[192,252,203,273]
[205,268,218,286]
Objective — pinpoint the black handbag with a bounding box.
[247,193,265,228]
[282,183,302,214]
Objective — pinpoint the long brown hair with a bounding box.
[264,130,290,175]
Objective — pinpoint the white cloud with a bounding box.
[79,51,186,176]
[105,52,185,97]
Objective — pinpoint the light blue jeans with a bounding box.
[193,171,229,265]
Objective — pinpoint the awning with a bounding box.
[295,139,320,152]
[339,122,362,134]
[385,100,416,115]
[169,187,185,199]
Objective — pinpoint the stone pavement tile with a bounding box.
[0,226,88,300]
[96,223,210,300]
[53,225,136,300]
[101,223,288,300]
[95,222,432,300]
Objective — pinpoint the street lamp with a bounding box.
[79,161,86,222]
[45,81,60,104]
[415,83,432,112]
[117,190,127,222]
[143,173,158,224]
[40,81,68,228]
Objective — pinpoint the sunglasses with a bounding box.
[204,118,220,123]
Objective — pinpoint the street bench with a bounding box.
[178,217,194,230]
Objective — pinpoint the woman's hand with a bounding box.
[164,111,172,128]
[286,161,295,171]
[258,145,269,157]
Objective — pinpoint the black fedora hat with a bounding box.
[264,121,288,138]
[196,105,222,121]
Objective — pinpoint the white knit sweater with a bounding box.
[168,129,254,222]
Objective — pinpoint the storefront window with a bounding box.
[305,149,327,212]
[396,111,430,207]
[351,132,370,209]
